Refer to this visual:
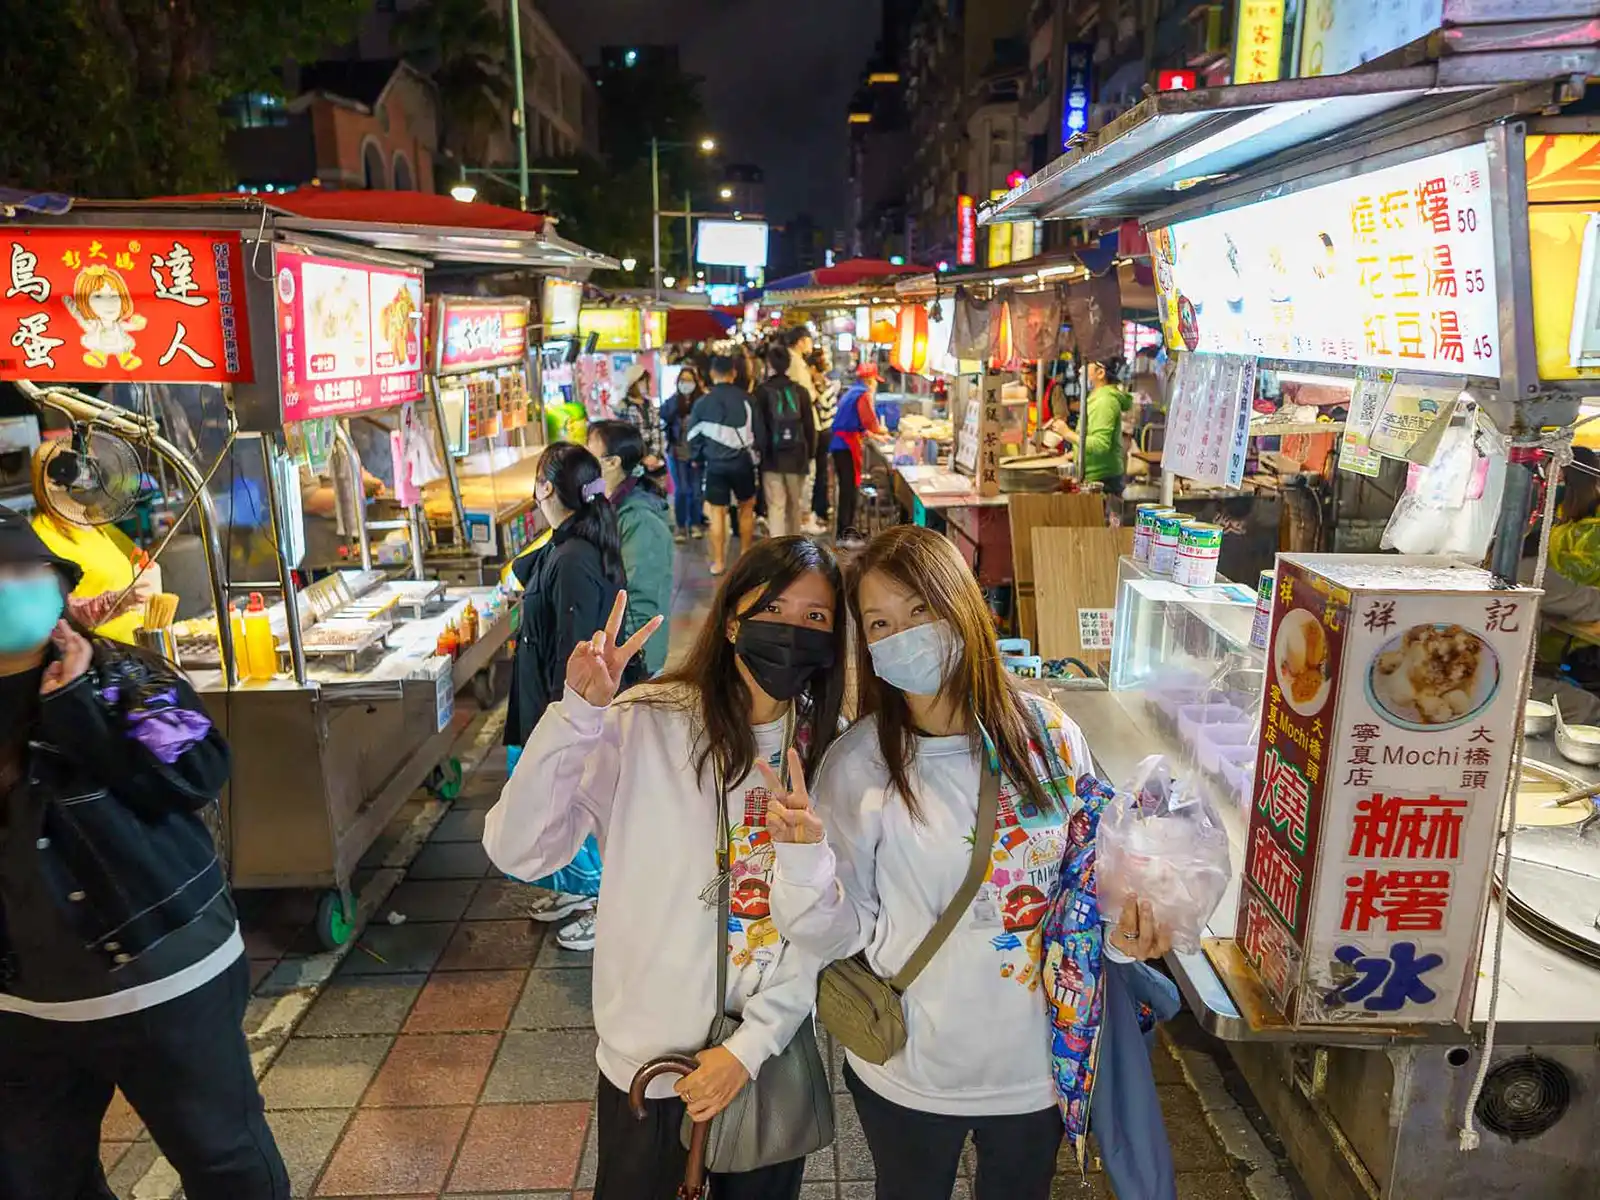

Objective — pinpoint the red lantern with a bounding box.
[892,304,929,374]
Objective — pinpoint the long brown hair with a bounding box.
[849,525,1052,819]
[635,536,847,790]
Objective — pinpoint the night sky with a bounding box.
[542,0,883,230]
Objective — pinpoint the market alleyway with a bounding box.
[97,542,1287,1200]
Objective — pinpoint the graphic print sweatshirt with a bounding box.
[484,684,822,1096]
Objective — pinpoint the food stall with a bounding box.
[1,193,616,949]
[983,23,1600,1198]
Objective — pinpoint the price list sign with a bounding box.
[1151,144,1500,377]
[1164,351,1256,487]
[1241,554,1536,1026]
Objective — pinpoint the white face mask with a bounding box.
[867,619,961,696]
[678,379,697,395]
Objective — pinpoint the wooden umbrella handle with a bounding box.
[629,1055,710,1199]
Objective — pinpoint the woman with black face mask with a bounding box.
[484,536,846,1200]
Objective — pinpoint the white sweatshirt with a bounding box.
[771,705,1098,1117]
[484,684,822,1097]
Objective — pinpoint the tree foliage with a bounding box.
[392,0,512,164]
[0,0,368,197]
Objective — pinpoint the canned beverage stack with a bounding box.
[1250,569,1276,649]
[1150,511,1189,576]
[1131,504,1169,564]
[1174,523,1223,587]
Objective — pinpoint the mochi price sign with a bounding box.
[1240,553,1537,1027]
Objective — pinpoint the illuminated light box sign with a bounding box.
[434,298,530,374]
[1152,144,1499,377]
[1299,0,1443,79]
[542,277,582,338]
[1,228,254,383]
[275,248,424,422]
[697,220,769,269]
[956,195,976,266]
[1240,554,1535,1026]
[1062,42,1092,146]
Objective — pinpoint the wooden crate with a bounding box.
[1008,492,1106,645]
[1031,526,1134,672]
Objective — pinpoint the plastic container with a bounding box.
[243,593,276,682]
[228,602,251,680]
[1177,703,1245,750]
[1197,722,1255,773]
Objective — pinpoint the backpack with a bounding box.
[770,381,806,454]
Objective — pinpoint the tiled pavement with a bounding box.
[95,542,1270,1199]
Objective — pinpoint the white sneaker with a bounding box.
[527,891,595,924]
[801,516,827,536]
[556,910,597,952]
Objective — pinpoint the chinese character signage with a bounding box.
[1299,1,1443,79]
[1150,145,1499,377]
[1158,69,1197,92]
[275,249,423,423]
[956,195,977,267]
[1336,366,1394,478]
[1,229,254,384]
[434,297,530,375]
[1234,0,1286,84]
[1062,42,1093,146]
[1163,351,1256,488]
[1240,554,1537,1025]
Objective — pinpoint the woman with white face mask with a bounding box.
[766,525,1170,1200]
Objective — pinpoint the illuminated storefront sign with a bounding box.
[957,195,977,266]
[1062,42,1093,146]
[1234,0,1287,85]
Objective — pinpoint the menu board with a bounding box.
[1151,145,1499,377]
[2,228,254,384]
[1241,555,1536,1025]
[435,297,530,375]
[1163,351,1255,487]
[1299,1,1442,79]
[276,249,424,422]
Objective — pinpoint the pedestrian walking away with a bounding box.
[688,355,759,576]
[0,505,288,1200]
[753,344,817,538]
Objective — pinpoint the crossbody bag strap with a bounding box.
[888,744,1001,993]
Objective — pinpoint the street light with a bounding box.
[621,256,638,272]
[450,183,478,203]
[718,187,734,200]
[663,275,677,289]
[651,135,720,299]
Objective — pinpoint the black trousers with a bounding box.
[811,443,832,520]
[593,1073,805,1200]
[0,954,288,1200]
[831,449,859,537]
[844,1063,1063,1200]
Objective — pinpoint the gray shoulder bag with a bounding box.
[816,747,1001,1064]
[683,739,835,1173]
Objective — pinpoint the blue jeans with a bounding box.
[667,456,704,528]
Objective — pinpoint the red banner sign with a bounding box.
[1,228,254,383]
[957,195,977,266]
[275,248,424,422]
[434,297,530,375]
[1158,69,1198,91]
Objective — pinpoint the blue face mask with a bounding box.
[0,575,65,654]
[867,619,961,696]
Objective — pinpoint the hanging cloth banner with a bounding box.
[988,291,1021,371]
[949,286,991,361]
[1063,271,1124,361]
[1007,288,1064,361]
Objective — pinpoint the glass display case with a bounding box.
[1108,556,1266,815]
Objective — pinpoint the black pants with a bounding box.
[593,1073,805,1200]
[811,443,832,520]
[0,955,288,1200]
[844,1063,1062,1200]
[832,449,858,537]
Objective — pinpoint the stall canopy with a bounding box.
[666,307,738,342]
[980,68,1547,227]
[135,191,617,271]
[764,257,930,292]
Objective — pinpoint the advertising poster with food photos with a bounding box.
[1238,558,1348,1017]
[1241,554,1536,1026]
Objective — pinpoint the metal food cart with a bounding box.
[3,195,615,949]
[984,16,1600,1198]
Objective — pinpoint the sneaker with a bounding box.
[527,891,595,924]
[690,526,704,540]
[556,910,597,952]
[674,528,688,544]
[801,515,827,536]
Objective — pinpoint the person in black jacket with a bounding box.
[505,444,641,951]
[752,344,818,538]
[688,355,758,576]
[0,506,287,1199]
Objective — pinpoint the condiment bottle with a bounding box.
[243,593,276,682]
[228,602,252,680]
[460,600,479,646]
[437,620,460,659]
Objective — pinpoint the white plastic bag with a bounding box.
[1097,755,1232,954]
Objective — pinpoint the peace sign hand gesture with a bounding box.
[565,591,664,709]
[761,749,825,845]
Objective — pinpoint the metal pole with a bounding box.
[254,433,308,685]
[331,420,373,571]
[685,190,693,279]
[651,137,662,299]
[508,0,529,211]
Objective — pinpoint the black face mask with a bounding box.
[734,620,836,701]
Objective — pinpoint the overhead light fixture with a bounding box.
[450,184,477,203]
[719,187,733,200]
[936,261,951,273]
[620,256,638,272]
[663,275,677,288]
[699,137,718,153]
